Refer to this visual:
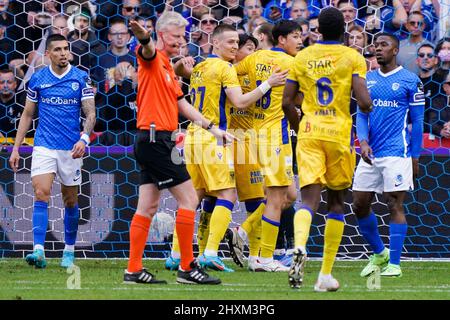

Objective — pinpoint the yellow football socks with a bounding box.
[294,206,314,251]
[320,213,345,275]
[259,215,280,259]
[204,199,233,256]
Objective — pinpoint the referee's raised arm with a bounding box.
[129,19,155,60]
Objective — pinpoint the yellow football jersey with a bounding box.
[235,48,294,146]
[287,41,367,146]
[187,55,241,142]
[228,74,254,131]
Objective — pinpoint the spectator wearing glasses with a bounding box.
[308,16,320,45]
[188,13,218,64]
[121,0,142,18]
[400,0,440,42]
[397,11,431,75]
[92,18,136,93]
[416,43,442,136]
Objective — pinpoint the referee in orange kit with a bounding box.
[124,11,233,285]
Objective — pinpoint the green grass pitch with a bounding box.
[0,259,448,300]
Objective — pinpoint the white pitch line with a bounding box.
[4,286,449,294]
[7,281,450,289]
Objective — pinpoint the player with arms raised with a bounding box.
[9,34,96,269]
[353,33,425,278]
[282,7,372,291]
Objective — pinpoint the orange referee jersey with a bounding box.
[135,46,184,131]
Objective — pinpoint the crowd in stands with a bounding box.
[0,0,449,146]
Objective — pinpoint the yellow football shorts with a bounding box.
[233,139,265,201]
[184,140,235,192]
[296,138,356,190]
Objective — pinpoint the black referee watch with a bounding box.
[206,122,215,130]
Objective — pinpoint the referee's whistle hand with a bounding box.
[71,141,86,159]
[8,150,20,173]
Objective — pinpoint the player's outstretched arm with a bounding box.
[352,76,372,113]
[129,19,155,59]
[9,99,36,172]
[178,98,236,144]
[282,80,301,133]
[225,69,289,109]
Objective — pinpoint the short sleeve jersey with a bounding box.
[27,64,94,150]
[135,47,183,131]
[287,41,367,146]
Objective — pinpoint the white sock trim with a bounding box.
[171,251,181,259]
[64,245,75,252]
[34,244,44,251]
[204,249,218,257]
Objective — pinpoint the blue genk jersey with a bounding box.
[365,66,425,158]
[27,65,94,150]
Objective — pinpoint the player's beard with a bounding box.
[58,60,69,68]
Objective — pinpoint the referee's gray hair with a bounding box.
[155,11,189,32]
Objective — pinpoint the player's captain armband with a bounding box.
[82,87,95,97]
[413,92,425,103]
[27,88,38,101]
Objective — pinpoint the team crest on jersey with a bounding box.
[217,152,223,160]
[166,72,171,82]
[72,82,79,91]
[275,147,281,156]
[392,82,400,91]
[394,174,403,187]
